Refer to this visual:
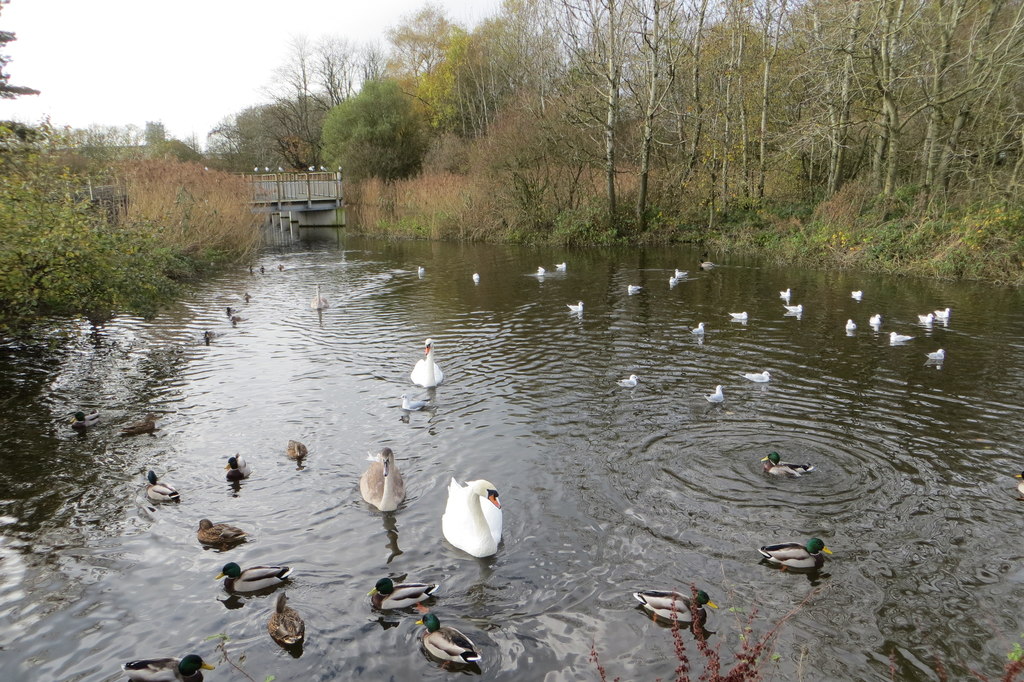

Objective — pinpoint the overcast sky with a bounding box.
[1,0,500,143]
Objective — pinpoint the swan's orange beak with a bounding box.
[487,492,501,509]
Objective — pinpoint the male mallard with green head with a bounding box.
[216,562,292,592]
[633,588,718,624]
[369,577,440,610]
[224,455,251,481]
[71,411,99,431]
[758,537,832,570]
[761,451,815,477]
[145,470,180,503]
[416,613,481,664]
[121,653,213,681]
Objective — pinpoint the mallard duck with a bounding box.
[633,589,718,624]
[758,538,832,570]
[202,330,216,345]
[121,654,214,681]
[369,577,440,610]
[145,470,180,503]
[71,411,99,431]
[761,451,815,477]
[417,613,481,664]
[699,254,716,270]
[197,519,247,547]
[360,447,406,512]
[121,414,159,436]
[216,562,292,592]
[224,455,250,481]
[267,592,305,645]
[1015,471,1024,497]
[229,315,245,326]
[286,440,308,460]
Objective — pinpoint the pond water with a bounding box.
[2,235,1024,681]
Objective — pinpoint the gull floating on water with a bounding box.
[783,304,803,314]
[869,314,882,328]
[779,288,791,302]
[669,276,678,287]
[918,313,934,325]
[926,349,945,361]
[627,285,642,295]
[617,374,639,388]
[742,371,771,382]
[472,273,480,284]
[691,322,705,335]
[851,290,863,301]
[537,266,546,275]
[705,385,725,403]
[401,394,429,411]
[675,269,688,279]
[934,307,951,321]
[729,312,748,321]
[417,266,425,277]
[890,331,914,344]
[567,301,584,313]
[846,319,857,332]
[555,262,567,271]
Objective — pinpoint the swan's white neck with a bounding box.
[465,489,490,537]
[423,348,436,384]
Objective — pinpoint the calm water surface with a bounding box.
[2,236,1024,681]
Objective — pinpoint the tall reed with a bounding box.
[119,160,261,262]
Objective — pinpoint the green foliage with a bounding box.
[321,80,428,182]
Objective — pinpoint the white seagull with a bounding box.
[934,308,951,321]
[869,314,882,328]
[783,304,803,314]
[617,374,639,388]
[846,319,857,332]
[926,349,946,361]
[627,285,642,295]
[691,322,705,335]
[472,273,480,284]
[537,266,546,276]
[890,331,914,345]
[705,385,725,403]
[742,371,771,382]
[674,269,688,279]
[555,262,567,271]
[567,301,584,313]
[669,276,678,287]
[918,313,935,325]
[851,290,863,301]
[729,312,749,321]
[401,393,429,411]
[779,288,792,303]
[417,266,425,278]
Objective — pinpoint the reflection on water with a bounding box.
[1,237,1024,680]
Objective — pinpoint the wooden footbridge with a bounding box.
[244,171,345,238]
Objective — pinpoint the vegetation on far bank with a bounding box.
[0,124,259,330]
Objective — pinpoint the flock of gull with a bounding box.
[65,252,966,680]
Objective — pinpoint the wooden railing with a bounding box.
[244,172,343,207]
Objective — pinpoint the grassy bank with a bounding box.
[0,125,260,330]
[345,169,1024,285]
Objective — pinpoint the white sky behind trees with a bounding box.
[1,0,499,145]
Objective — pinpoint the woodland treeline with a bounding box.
[43,0,1024,281]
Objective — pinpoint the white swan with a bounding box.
[846,319,857,332]
[851,290,863,301]
[567,301,584,313]
[617,374,638,388]
[442,478,502,558]
[310,284,329,310]
[705,385,725,403]
[742,371,770,382]
[627,285,642,295]
[691,322,705,335]
[411,338,445,387]
[890,331,914,344]
[729,312,748,321]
